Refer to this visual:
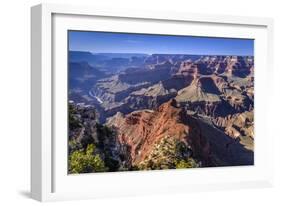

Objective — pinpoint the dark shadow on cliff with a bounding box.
[193,116,254,166]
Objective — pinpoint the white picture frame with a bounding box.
[31,3,274,202]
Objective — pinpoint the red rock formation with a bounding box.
[107,99,211,165]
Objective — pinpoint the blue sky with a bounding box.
[68,31,254,56]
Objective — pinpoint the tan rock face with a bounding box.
[212,111,254,151]
[107,99,210,165]
[177,61,199,77]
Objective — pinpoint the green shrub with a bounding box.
[138,136,200,170]
[175,158,199,169]
[69,144,107,174]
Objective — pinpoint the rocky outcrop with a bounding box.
[107,99,212,166]
[175,71,253,117]
[213,111,254,141]
[68,102,132,171]
[91,74,153,103]
[175,76,223,116]
[123,75,193,111]
[224,56,254,78]
[106,99,254,168]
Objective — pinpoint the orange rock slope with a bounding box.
[107,99,211,165]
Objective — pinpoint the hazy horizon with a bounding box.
[69,31,254,56]
[70,50,254,57]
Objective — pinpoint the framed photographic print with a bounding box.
[31,3,274,201]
